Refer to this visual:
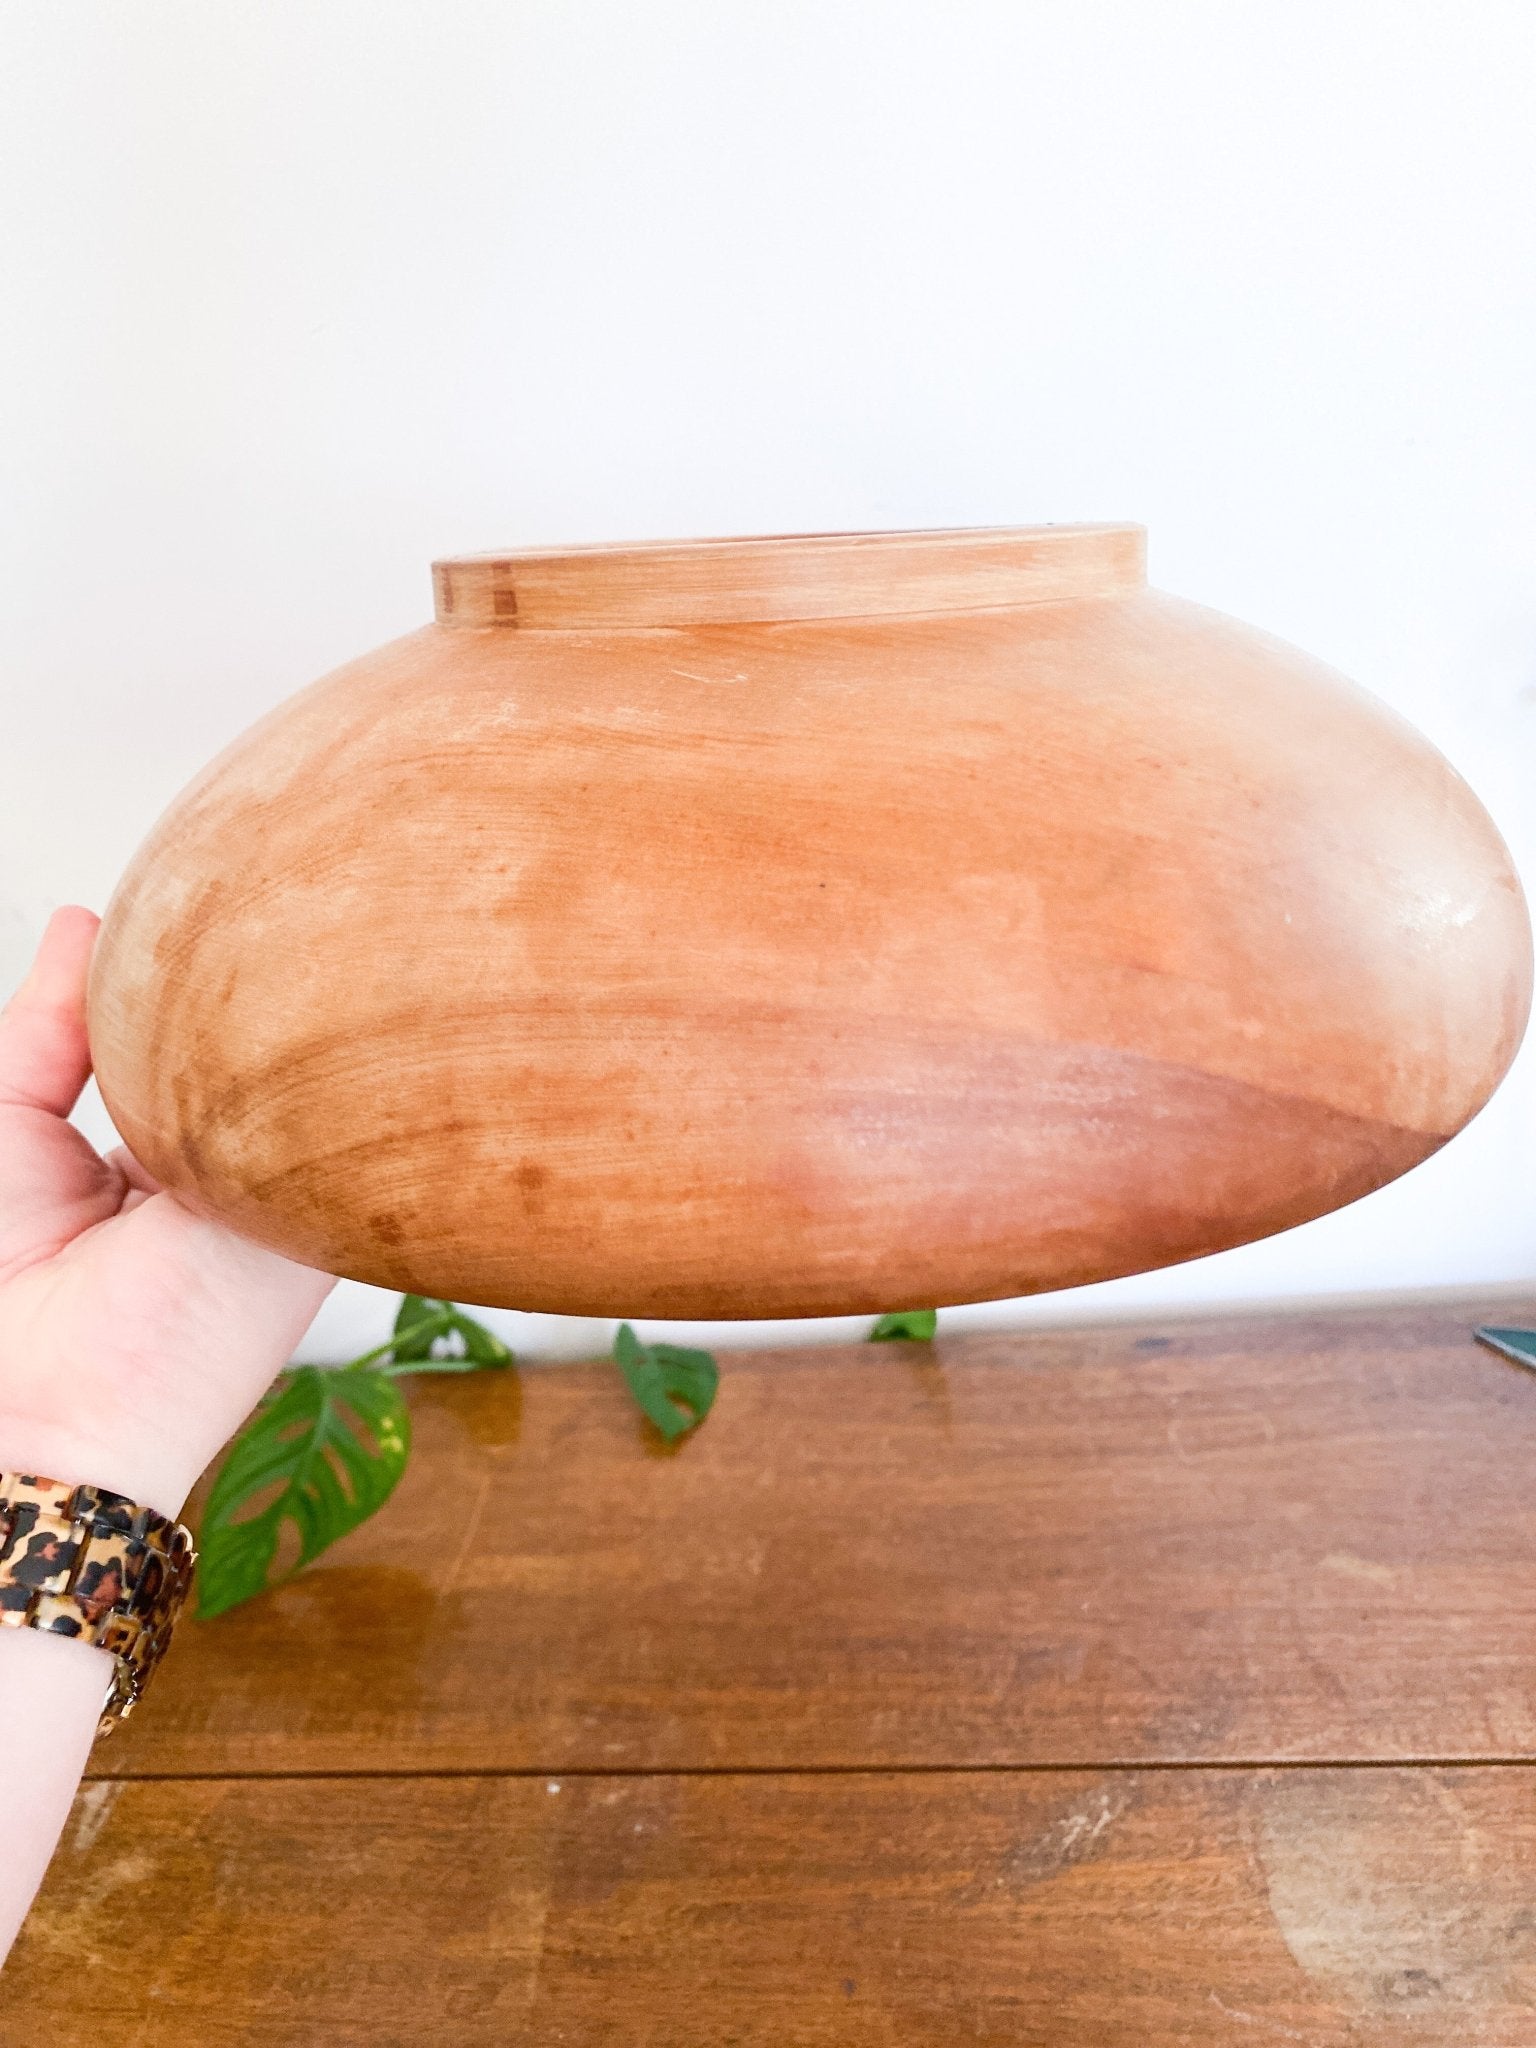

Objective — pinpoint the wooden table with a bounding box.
[6,1296,1536,2043]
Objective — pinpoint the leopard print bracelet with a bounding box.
[0,1471,197,1736]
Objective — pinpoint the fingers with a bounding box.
[0,907,101,1117]
[104,1144,163,1197]
[102,1145,163,1217]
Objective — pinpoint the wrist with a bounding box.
[0,1414,204,1524]
[1,1460,202,1742]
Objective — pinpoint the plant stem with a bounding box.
[347,1308,457,1372]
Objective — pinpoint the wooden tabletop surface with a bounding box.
[5,1295,1536,2043]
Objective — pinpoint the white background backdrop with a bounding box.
[2,1,1532,1362]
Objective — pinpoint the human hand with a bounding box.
[0,907,334,1518]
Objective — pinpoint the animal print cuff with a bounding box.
[0,1471,196,1736]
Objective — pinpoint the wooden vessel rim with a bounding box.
[431,522,1148,629]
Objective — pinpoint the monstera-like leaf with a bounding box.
[197,1365,411,1619]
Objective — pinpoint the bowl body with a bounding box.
[88,526,1532,1316]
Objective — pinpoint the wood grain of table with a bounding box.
[5,1296,1535,2042]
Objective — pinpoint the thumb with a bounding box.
[0,908,100,1117]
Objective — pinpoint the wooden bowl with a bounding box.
[87,526,1532,1316]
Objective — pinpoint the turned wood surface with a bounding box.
[87,527,1532,1318]
[5,1300,1536,2043]
[431,521,1148,626]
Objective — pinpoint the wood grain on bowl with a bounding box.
[87,527,1532,1315]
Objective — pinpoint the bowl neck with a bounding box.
[431,524,1146,630]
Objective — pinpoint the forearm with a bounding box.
[0,1422,202,1967]
[0,1630,115,1958]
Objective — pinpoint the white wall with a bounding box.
[2,1,1532,1362]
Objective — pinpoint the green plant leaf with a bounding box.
[613,1323,719,1441]
[196,1365,411,1618]
[385,1294,513,1374]
[454,1310,512,1366]
[391,1294,447,1361]
[869,1309,938,1342]
[1475,1325,1536,1372]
